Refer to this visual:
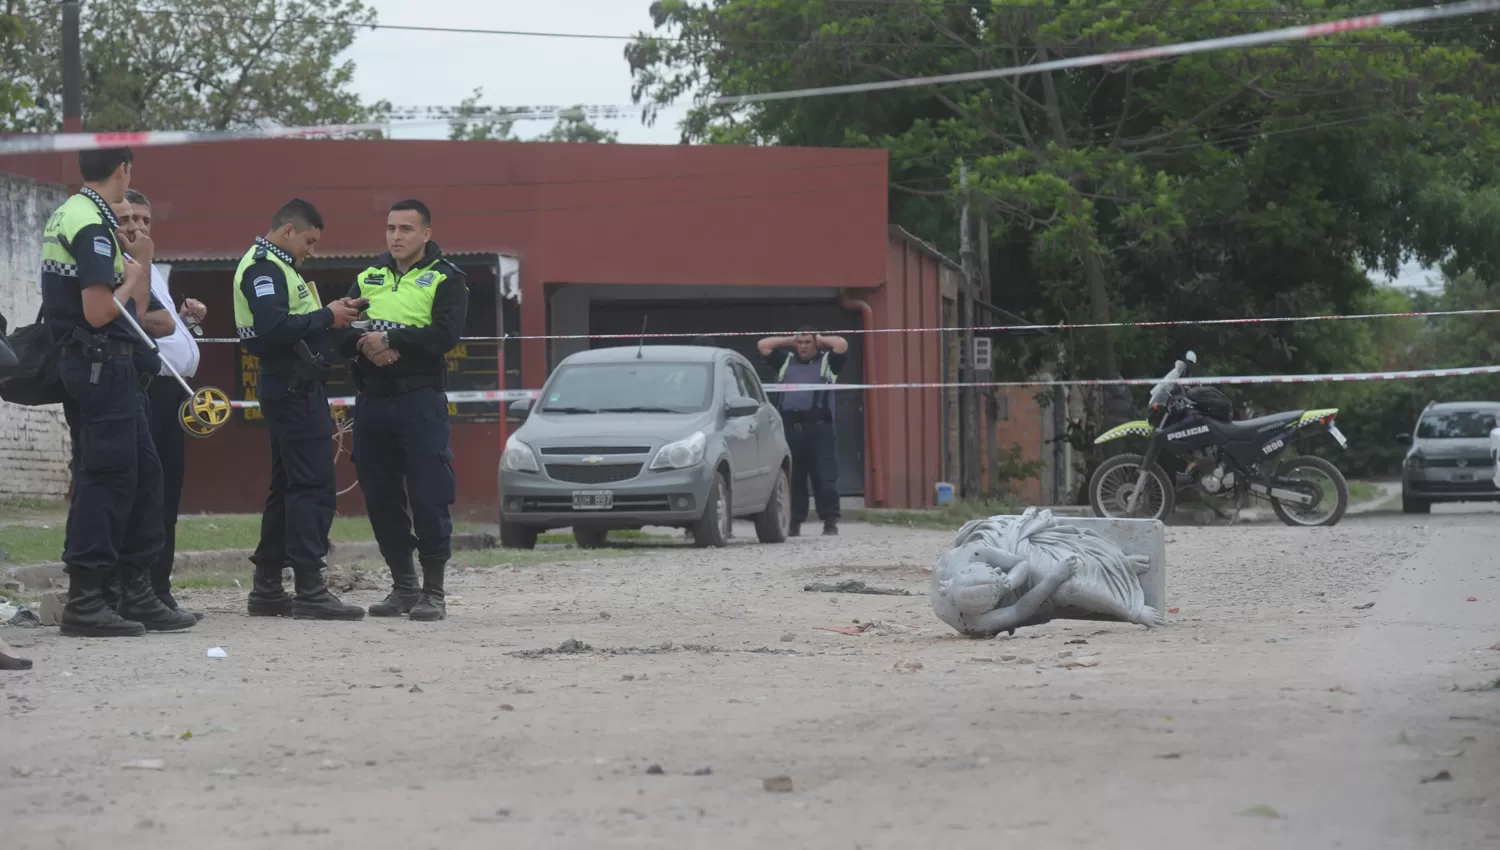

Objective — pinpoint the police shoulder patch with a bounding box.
[253,275,276,298]
[92,235,113,257]
[415,271,436,287]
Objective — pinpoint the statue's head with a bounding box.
[931,543,1016,628]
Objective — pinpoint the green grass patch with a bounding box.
[1347,481,1381,504]
[0,514,495,565]
[853,498,1021,531]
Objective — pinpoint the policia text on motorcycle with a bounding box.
[233,198,366,621]
[338,199,468,622]
[42,147,198,638]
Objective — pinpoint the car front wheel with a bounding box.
[692,471,731,548]
[753,467,790,544]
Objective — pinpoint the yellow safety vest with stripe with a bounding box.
[231,241,321,340]
[41,193,124,288]
[353,257,454,331]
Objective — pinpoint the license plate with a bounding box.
[1452,472,1474,482]
[572,490,613,510]
[1328,424,1349,448]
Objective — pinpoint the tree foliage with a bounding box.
[440,89,620,144]
[627,0,1500,392]
[0,0,383,132]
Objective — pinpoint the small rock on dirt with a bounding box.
[762,775,794,793]
[121,759,166,771]
[409,685,424,694]
[1354,602,1375,610]
[645,764,665,775]
[691,767,713,776]
[1421,770,1453,784]
[780,632,795,642]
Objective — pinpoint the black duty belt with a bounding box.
[782,415,832,427]
[65,328,134,359]
[355,372,444,397]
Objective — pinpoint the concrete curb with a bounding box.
[1,531,499,592]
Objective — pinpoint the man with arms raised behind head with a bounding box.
[341,199,468,622]
[41,148,196,637]
[233,198,366,621]
[757,326,849,537]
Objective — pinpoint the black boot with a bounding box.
[247,561,294,617]
[59,570,146,638]
[822,519,839,536]
[291,568,366,621]
[159,589,205,622]
[788,523,801,538]
[408,562,446,622]
[368,557,421,618]
[100,567,122,612]
[116,563,198,632]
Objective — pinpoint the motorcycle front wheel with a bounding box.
[1089,454,1175,521]
[1268,455,1349,527]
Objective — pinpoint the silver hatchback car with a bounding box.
[1399,400,1500,513]
[497,345,792,549]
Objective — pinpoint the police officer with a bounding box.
[757,326,849,536]
[42,148,196,637]
[233,198,365,620]
[340,199,467,621]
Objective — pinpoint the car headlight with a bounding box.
[650,431,707,471]
[501,437,539,473]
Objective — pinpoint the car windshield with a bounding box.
[539,362,713,414]
[1417,410,1499,439]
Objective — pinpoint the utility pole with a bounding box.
[958,162,981,501]
[61,1,82,133]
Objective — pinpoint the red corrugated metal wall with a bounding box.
[868,232,944,509]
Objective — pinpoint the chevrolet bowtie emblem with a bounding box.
[1456,458,1468,468]
[582,456,604,464]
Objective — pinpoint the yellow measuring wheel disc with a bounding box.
[189,386,232,428]
[178,400,215,438]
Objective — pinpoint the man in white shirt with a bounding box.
[123,189,207,619]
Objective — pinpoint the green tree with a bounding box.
[538,107,620,143]
[1,0,385,131]
[627,0,1500,391]
[0,9,31,118]
[444,86,520,141]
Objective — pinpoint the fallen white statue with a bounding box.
[930,507,1165,638]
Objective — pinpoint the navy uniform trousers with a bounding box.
[250,372,337,575]
[351,386,456,570]
[59,353,165,579]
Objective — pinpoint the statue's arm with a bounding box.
[966,557,1076,637]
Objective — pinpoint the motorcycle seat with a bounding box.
[1211,410,1305,440]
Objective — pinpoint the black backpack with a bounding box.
[0,308,68,407]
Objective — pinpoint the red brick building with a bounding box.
[4,139,1052,518]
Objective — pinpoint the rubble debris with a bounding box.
[802,580,913,596]
[762,775,794,793]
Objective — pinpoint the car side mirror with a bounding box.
[725,397,759,418]
[1394,433,1412,445]
[507,397,532,423]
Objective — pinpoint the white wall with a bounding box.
[0,173,72,500]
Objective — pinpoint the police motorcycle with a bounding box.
[1088,351,1352,527]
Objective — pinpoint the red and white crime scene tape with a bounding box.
[190,305,1500,347]
[4,1,1498,155]
[222,364,1500,410]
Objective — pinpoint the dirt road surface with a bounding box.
[2,509,1497,849]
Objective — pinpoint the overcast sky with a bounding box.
[343,1,1445,289]
[346,0,686,144]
